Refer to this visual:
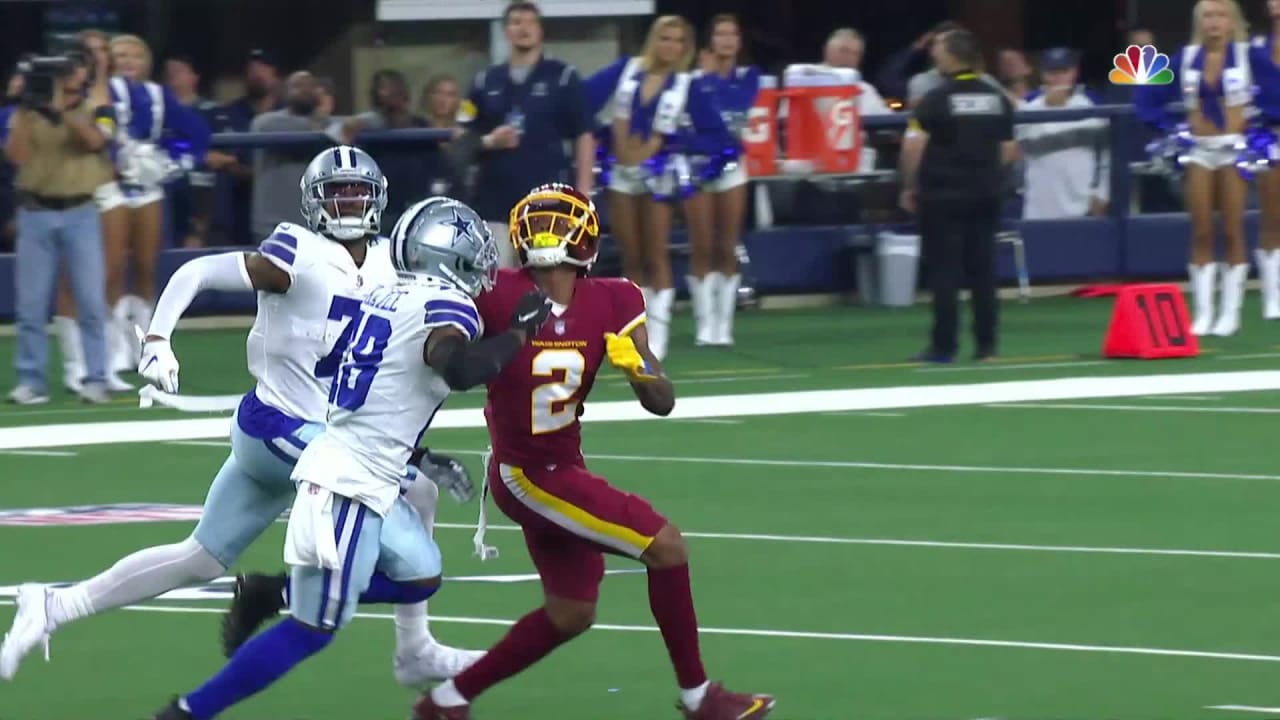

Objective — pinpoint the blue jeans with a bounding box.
[14,202,107,391]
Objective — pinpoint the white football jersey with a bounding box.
[292,276,481,516]
[248,222,398,424]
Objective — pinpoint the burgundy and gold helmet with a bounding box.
[508,183,600,271]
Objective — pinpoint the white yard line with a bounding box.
[0,449,76,457]
[430,522,1280,561]
[824,411,906,418]
[1,599,1276,664]
[989,403,1280,414]
[1206,706,1280,714]
[1138,395,1222,401]
[434,448,1280,483]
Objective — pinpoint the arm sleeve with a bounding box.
[876,46,926,100]
[583,58,630,116]
[256,224,304,284]
[147,252,253,340]
[683,81,736,155]
[162,87,211,160]
[431,331,522,391]
[557,65,593,139]
[423,289,483,341]
[612,279,647,336]
[734,67,762,113]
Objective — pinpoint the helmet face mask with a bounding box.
[300,146,389,243]
[509,183,600,272]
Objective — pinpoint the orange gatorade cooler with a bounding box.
[780,64,862,174]
[741,75,778,176]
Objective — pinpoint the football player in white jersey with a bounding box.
[149,197,553,720]
[0,147,480,688]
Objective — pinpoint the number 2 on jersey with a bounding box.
[531,349,585,434]
[331,312,392,411]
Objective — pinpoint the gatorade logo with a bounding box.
[743,106,772,144]
[825,98,858,149]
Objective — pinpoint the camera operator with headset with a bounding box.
[4,45,115,405]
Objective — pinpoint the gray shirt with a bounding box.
[250,110,318,238]
[907,69,1003,105]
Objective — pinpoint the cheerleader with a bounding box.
[106,35,209,372]
[1136,0,1274,336]
[585,15,735,359]
[1252,0,1280,319]
[690,14,759,346]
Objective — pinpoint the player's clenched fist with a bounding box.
[139,336,181,394]
[509,290,553,338]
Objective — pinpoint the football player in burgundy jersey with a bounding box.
[414,183,775,720]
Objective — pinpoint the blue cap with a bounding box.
[1041,47,1080,71]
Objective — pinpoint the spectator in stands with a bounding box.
[688,13,759,348]
[211,50,282,246]
[164,55,219,248]
[251,70,323,239]
[823,28,891,115]
[0,67,21,253]
[1017,48,1109,220]
[338,68,437,223]
[419,73,475,200]
[467,0,595,267]
[6,49,114,404]
[876,21,961,102]
[996,49,1034,103]
[585,14,733,359]
[315,75,336,123]
[906,26,1006,109]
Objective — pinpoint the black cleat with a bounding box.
[151,697,193,720]
[220,572,287,657]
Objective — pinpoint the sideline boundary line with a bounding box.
[3,370,1280,449]
[3,599,1278,664]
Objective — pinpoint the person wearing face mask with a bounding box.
[250,71,324,241]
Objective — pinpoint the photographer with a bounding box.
[5,52,114,404]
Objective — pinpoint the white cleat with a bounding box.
[0,584,53,680]
[393,641,486,689]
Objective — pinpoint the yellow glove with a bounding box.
[604,332,658,383]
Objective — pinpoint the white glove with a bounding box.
[139,337,181,393]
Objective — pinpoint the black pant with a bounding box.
[919,194,1000,356]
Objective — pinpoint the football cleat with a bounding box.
[394,641,486,688]
[0,584,53,680]
[151,697,193,720]
[412,692,472,720]
[220,572,287,657]
[679,682,775,720]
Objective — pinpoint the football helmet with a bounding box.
[300,145,389,243]
[389,196,498,298]
[508,183,600,271]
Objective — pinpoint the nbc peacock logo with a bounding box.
[1109,44,1175,85]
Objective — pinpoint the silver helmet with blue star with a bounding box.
[388,196,498,297]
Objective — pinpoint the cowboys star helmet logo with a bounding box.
[445,208,475,245]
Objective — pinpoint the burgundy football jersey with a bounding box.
[477,269,646,468]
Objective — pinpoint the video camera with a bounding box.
[16,38,90,109]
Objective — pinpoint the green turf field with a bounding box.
[2,297,1280,719]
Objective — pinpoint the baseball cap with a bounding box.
[1041,47,1080,71]
[247,49,278,68]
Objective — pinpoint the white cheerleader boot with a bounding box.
[1187,263,1217,336]
[1256,248,1280,320]
[1210,263,1248,337]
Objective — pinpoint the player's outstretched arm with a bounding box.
[139,251,280,393]
[423,289,553,391]
[606,325,674,416]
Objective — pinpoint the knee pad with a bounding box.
[402,470,440,526]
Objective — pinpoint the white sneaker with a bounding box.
[7,385,50,406]
[78,382,109,405]
[0,584,52,680]
[105,372,134,393]
[393,641,486,689]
